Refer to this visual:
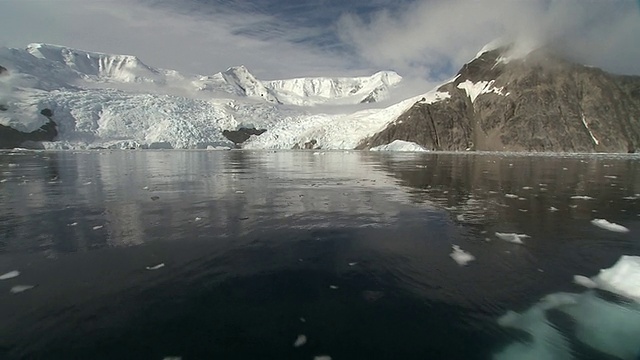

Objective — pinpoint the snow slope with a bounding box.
[0,43,447,149]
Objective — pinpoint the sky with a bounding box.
[0,0,639,86]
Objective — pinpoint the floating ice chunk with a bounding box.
[329,285,339,290]
[194,217,202,221]
[67,222,78,226]
[0,270,20,280]
[146,263,165,270]
[552,292,640,360]
[571,196,594,200]
[370,140,428,152]
[162,357,182,360]
[573,275,598,288]
[450,245,475,266]
[495,232,529,244]
[299,317,306,323]
[235,190,244,194]
[493,307,571,360]
[92,225,103,230]
[293,334,307,347]
[314,356,332,360]
[549,207,559,212]
[594,255,640,302]
[591,219,629,233]
[348,262,358,266]
[10,285,34,294]
[504,194,518,199]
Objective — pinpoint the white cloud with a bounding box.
[338,0,640,80]
[0,0,363,79]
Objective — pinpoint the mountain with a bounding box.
[358,45,640,153]
[0,43,404,149]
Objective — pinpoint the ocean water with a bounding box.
[0,150,639,360]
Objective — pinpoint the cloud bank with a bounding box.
[338,0,640,80]
[0,0,363,79]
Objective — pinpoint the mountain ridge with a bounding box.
[359,46,640,153]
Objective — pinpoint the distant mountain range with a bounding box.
[1,42,639,152]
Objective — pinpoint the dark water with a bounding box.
[0,150,639,360]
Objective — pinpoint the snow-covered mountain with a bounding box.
[0,43,427,149]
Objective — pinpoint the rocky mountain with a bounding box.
[359,46,640,153]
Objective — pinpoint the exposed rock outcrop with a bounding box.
[222,127,267,145]
[0,65,8,76]
[359,47,640,153]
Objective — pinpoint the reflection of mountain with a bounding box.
[370,153,640,232]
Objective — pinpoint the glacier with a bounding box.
[0,43,447,150]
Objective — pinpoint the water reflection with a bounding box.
[0,150,639,359]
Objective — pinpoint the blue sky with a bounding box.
[0,0,638,86]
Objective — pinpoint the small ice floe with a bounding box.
[450,245,475,266]
[146,263,165,270]
[293,334,307,347]
[593,255,640,301]
[314,356,332,360]
[194,217,202,221]
[495,232,529,244]
[92,225,103,230]
[573,275,598,288]
[591,219,629,233]
[67,222,78,226]
[235,190,245,194]
[456,214,465,221]
[604,175,617,179]
[522,186,533,190]
[10,285,34,294]
[571,195,594,200]
[518,209,528,212]
[549,207,559,212]
[143,186,149,190]
[83,181,92,185]
[0,270,20,280]
[300,317,306,323]
[329,285,339,290]
[348,262,358,266]
[504,194,518,199]
[518,197,526,201]
[0,179,8,183]
[162,357,182,360]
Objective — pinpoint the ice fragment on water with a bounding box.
[495,232,529,244]
[314,356,332,360]
[10,285,34,294]
[573,275,598,288]
[293,334,307,347]
[92,225,103,230]
[591,219,629,233]
[0,270,20,280]
[146,263,165,270]
[450,245,475,266]
[329,285,339,289]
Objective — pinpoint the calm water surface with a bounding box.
[0,150,639,360]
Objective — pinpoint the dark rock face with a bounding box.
[222,128,267,144]
[360,48,640,152]
[0,65,7,76]
[0,109,58,149]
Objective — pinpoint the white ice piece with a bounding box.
[591,219,629,233]
[450,245,475,266]
[0,270,20,280]
[146,263,165,270]
[293,334,307,347]
[495,232,529,244]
